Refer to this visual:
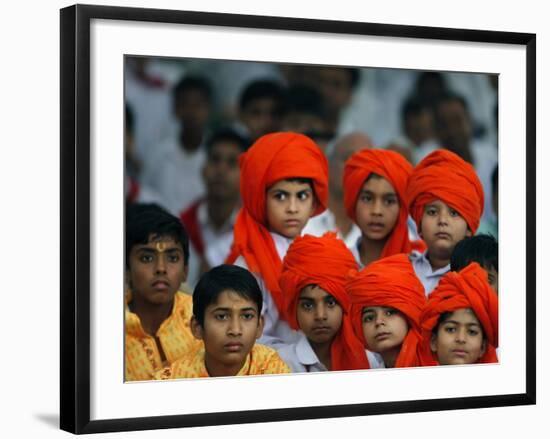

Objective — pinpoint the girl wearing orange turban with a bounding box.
[419,262,498,366]
[278,233,370,372]
[343,149,415,268]
[345,253,426,368]
[226,132,329,348]
[405,149,484,295]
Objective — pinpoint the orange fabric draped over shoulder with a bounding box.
[418,262,499,366]
[226,132,329,315]
[406,149,484,234]
[279,233,370,371]
[345,254,426,368]
[343,148,414,257]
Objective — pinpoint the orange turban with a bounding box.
[346,254,426,368]
[279,233,370,371]
[343,148,414,257]
[226,132,329,315]
[418,262,499,366]
[406,149,484,234]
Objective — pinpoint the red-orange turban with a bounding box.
[418,262,499,366]
[343,148,414,257]
[226,132,329,315]
[406,149,484,234]
[279,233,370,371]
[346,254,426,368]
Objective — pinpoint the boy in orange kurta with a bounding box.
[125,203,200,381]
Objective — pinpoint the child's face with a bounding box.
[266,180,316,239]
[240,98,281,141]
[127,235,187,306]
[421,200,472,261]
[296,285,343,346]
[192,290,264,374]
[430,308,487,365]
[203,141,241,201]
[355,175,400,242]
[361,306,408,354]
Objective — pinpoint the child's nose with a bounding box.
[155,256,167,274]
[287,197,299,213]
[228,316,242,335]
[314,305,328,320]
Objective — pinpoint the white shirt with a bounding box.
[141,132,206,215]
[233,232,306,349]
[410,250,449,296]
[277,336,328,373]
[302,209,361,248]
[366,350,386,369]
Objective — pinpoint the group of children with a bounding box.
[125,131,499,381]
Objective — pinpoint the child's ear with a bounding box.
[190,316,204,341]
[430,333,438,354]
[255,315,265,340]
[465,227,473,238]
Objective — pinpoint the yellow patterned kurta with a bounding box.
[155,343,291,379]
[125,291,200,381]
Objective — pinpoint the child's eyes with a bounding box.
[362,314,374,323]
[297,191,310,201]
[384,197,398,206]
[241,313,256,320]
[468,329,480,336]
[360,194,373,202]
[300,302,314,311]
[214,313,229,321]
[444,326,456,333]
[385,309,397,316]
[326,298,337,307]
[139,254,154,263]
[168,254,180,263]
[426,208,437,216]
[449,209,459,217]
[273,192,286,201]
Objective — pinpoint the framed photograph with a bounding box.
[60,4,536,434]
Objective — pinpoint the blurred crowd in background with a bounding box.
[124,55,498,287]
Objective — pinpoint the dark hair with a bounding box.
[346,68,361,89]
[192,265,263,327]
[401,94,433,122]
[125,203,189,268]
[205,127,251,156]
[435,91,470,116]
[284,84,327,119]
[491,164,498,194]
[450,234,498,273]
[239,79,285,113]
[173,75,212,103]
[125,103,135,133]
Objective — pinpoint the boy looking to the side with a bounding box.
[277,233,369,372]
[451,234,498,294]
[419,262,499,366]
[346,254,426,368]
[156,265,290,378]
[406,149,484,295]
[226,132,329,349]
[125,203,199,381]
[343,148,414,268]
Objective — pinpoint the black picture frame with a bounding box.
[60,3,536,434]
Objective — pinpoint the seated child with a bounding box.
[450,234,498,294]
[156,265,290,378]
[406,149,484,295]
[419,262,499,366]
[277,233,369,372]
[346,253,426,368]
[125,203,199,381]
[226,132,329,349]
[343,148,414,267]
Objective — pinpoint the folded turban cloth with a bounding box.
[226,132,329,315]
[346,253,426,368]
[418,262,499,365]
[279,233,370,371]
[343,148,414,257]
[406,149,484,234]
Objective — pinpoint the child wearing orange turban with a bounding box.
[278,233,370,372]
[343,148,417,268]
[226,132,329,348]
[419,262,498,366]
[346,254,426,368]
[406,149,484,295]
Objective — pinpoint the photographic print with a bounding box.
[60,4,535,434]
